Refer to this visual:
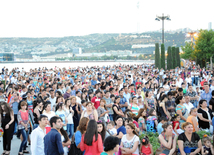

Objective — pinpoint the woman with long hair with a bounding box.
[26,91,34,112]
[159,94,171,120]
[42,101,55,134]
[55,102,67,131]
[0,102,14,155]
[157,122,177,155]
[120,123,140,155]
[59,118,71,155]
[33,99,43,129]
[112,96,124,121]
[97,121,109,142]
[17,101,30,155]
[145,91,157,111]
[175,96,188,126]
[80,120,103,155]
[75,117,89,152]
[97,99,109,124]
[135,108,147,134]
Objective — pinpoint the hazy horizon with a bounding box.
[0,0,213,38]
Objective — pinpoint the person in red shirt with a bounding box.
[80,120,103,155]
[91,90,101,109]
[135,78,142,89]
[200,77,207,89]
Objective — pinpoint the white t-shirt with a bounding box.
[43,111,55,127]
[185,77,192,84]
[65,108,73,124]
[183,102,194,115]
[108,128,117,135]
[121,135,139,155]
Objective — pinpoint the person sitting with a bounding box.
[178,122,202,155]
[157,122,177,155]
[157,116,168,135]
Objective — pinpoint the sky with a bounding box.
[0,0,213,38]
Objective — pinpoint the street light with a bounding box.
[155,13,171,44]
[186,32,197,43]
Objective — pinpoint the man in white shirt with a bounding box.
[31,115,48,155]
[183,95,194,114]
[176,74,183,88]
[49,90,56,111]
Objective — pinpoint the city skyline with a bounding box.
[0,0,213,38]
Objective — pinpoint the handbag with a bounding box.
[68,133,83,155]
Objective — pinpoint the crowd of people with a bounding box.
[0,63,214,155]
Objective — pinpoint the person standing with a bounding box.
[9,92,20,134]
[44,116,64,155]
[31,115,48,155]
[0,102,14,155]
[17,101,30,155]
[80,120,103,155]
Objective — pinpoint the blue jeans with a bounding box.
[33,124,39,129]
[191,77,195,86]
[195,77,199,86]
[67,124,74,139]
[109,114,114,121]
[19,128,29,152]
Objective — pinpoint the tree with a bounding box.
[171,47,176,69]
[176,47,181,67]
[155,43,160,69]
[161,44,165,69]
[167,46,172,70]
[181,42,195,60]
[194,29,214,67]
[139,54,144,60]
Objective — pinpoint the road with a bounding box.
[0,135,32,154]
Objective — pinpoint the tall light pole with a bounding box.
[155,13,171,44]
[186,32,197,46]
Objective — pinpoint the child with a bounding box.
[202,135,214,155]
[107,121,117,136]
[140,136,153,155]
[157,116,168,134]
[172,114,183,135]
[146,108,158,133]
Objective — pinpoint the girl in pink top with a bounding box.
[80,120,103,155]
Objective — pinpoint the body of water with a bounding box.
[1,60,154,71]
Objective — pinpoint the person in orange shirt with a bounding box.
[186,107,199,132]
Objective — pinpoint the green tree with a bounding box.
[161,44,165,69]
[176,47,181,67]
[194,29,214,67]
[181,42,195,60]
[167,46,172,70]
[139,54,144,60]
[171,47,176,69]
[155,43,160,69]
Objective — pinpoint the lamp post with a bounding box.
[155,13,171,44]
[186,32,197,46]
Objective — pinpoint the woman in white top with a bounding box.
[65,98,74,139]
[42,101,55,133]
[121,123,140,155]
